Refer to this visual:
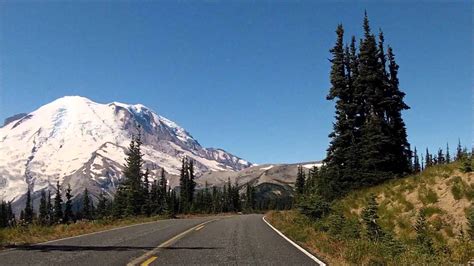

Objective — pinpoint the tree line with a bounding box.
[0,130,289,228]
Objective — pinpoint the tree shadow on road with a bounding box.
[7,244,156,253]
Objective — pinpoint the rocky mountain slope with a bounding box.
[0,96,252,207]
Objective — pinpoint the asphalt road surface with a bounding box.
[0,214,320,265]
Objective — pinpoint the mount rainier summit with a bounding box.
[0,96,252,207]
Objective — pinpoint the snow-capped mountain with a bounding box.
[0,96,252,205]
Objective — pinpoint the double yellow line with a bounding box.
[128,218,218,266]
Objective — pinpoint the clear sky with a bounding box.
[0,1,472,164]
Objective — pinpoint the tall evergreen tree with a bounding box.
[159,168,168,213]
[53,181,63,223]
[295,165,306,195]
[0,201,8,228]
[39,190,49,225]
[142,168,151,216]
[446,143,451,163]
[413,147,421,173]
[437,148,445,164]
[188,159,196,204]
[456,139,463,160]
[24,188,34,224]
[63,184,74,223]
[386,46,411,174]
[7,201,15,227]
[179,158,189,211]
[81,188,93,220]
[47,191,52,225]
[425,148,432,168]
[96,191,109,219]
[116,131,145,217]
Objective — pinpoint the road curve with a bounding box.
[0,214,319,265]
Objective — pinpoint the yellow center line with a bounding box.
[194,225,205,231]
[140,256,157,266]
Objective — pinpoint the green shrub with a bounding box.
[418,188,438,205]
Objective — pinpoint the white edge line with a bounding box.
[262,216,326,266]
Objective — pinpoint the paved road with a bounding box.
[0,214,319,265]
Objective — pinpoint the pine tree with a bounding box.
[47,191,52,225]
[386,46,411,174]
[142,168,151,216]
[81,188,92,220]
[414,210,434,254]
[179,158,189,212]
[462,153,472,173]
[437,148,445,164]
[0,201,8,228]
[24,188,34,224]
[425,148,432,168]
[96,191,109,219]
[39,190,49,225]
[413,147,421,173]
[117,132,145,217]
[446,143,451,163]
[53,181,63,223]
[63,184,74,223]
[456,139,463,160]
[7,201,15,227]
[295,165,306,195]
[188,159,196,204]
[361,194,383,241]
[159,168,168,213]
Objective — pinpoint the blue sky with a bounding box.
[0,1,472,164]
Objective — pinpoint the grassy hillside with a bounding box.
[267,161,473,265]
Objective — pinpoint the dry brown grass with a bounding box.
[0,215,166,247]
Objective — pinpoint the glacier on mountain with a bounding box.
[0,96,252,205]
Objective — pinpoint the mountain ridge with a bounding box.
[0,96,252,205]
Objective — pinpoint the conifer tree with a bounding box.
[63,184,74,223]
[413,147,421,173]
[244,183,256,211]
[414,211,434,254]
[295,165,306,195]
[53,181,63,223]
[142,168,151,216]
[188,160,196,204]
[39,190,49,225]
[421,154,424,171]
[7,201,15,227]
[386,46,411,174]
[361,194,383,241]
[0,201,8,228]
[150,179,159,214]
[81,188,93,220]
[437,148,445,164]
[456,139,463,160]
[159,168,168,213]
[24,188,34,224]
[117,131,145,216]
[462,153,472,173]
[425,148,432,168]
[446,143,451,163]
[47,191,52,225]
[96,191,109,219]
[179,158,189,212]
